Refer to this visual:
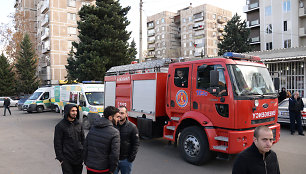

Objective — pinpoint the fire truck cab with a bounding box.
[104,52,280,165]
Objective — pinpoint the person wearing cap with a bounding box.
[84,106,120,174]
[54,104,85,174]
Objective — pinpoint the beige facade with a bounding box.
[146,4,232,59]
[244,0,306,51]
[15,0,95,85]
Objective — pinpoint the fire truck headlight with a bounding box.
[254,100,259,107]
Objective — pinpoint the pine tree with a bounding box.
[67,0,132,81]
[128,39,137,61]
[65,47,78,82]
[218,13,251,56]
[15,33,39,94]
[0,53,16,96]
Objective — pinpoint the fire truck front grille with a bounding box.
[251,117,275,125]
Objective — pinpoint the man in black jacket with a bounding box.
[232,125,280,174]
[3,97,11,116]
[84,106,120,174]
[114,106,139,174]
[289,91,305,136]
[54,104,85,174]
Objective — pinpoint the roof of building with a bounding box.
[246,47,306,62]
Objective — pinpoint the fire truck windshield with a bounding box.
[85,92,104,105]
[228,65,276,98]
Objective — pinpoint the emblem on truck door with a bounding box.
[176,90,188,107]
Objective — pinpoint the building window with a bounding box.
[162,42,166,46]
[163,49,166,54]
[183,34,186,39]
[283,0,291,12]
[183,26,186,31]
[183,42,186,47]
[157,51,160,55]
[189,25,192,30]
[162,34,165,39]
[183,18,186,23]
[189,42,193,47]
[266,24,272,34]
[156,20,159,25]
[68,0,76,7]
[284,39,291,48]
[189,16,192,22]
[212,14,216,19]
[265,6,272,16]
[161,18,165,23]
[189,50,193,55]
[212,32,216,37]
[266,42,272,50]
[157,27,159,32]
[284,21,287,31]
[68,27,77,35]
[157,35,160,39]
[162,26,165,31]
[67,13,76,21]
[184,50,187,56]
[189,33,192,38]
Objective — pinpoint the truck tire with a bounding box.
[179,126,212,165]
[37,106,43,113]
[55,106,60,113]
[83,116,90,130]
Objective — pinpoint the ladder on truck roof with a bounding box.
[106,58,174,76]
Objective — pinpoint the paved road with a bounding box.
[0,107,306,174]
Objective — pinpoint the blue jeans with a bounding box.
[114,159,132,174]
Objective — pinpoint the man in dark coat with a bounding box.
[232,125,280,174]
[84,106,120,174]
[289,91,305,136]
[54,104,85,174]
[114,106,139,174]
[278,87,287,103]
[3,97,11,116]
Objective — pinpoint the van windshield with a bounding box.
[28,92,43,100]
[85,92,104,105]
[228,65,276,97]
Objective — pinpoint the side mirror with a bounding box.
[273,78,280,92]
[210,70,219,87]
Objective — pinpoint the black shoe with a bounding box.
[291,132,295,135]
[299,133,305,136]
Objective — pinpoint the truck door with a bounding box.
[192,63,232,127]
[169,64,192,113]
[41,92,51,109]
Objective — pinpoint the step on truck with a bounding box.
[104,52,281,165]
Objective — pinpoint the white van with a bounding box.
[23,87,52,113]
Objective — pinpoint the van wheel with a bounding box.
[83,116,90,130]
[179,126,212,165]
[55,106,60,113]
[37,106,43,113]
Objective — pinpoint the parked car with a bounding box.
[0,97,18,107]
[17,98,29,110]
[278,98,306,127]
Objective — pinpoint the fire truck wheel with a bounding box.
[179,126,211,165]
[37,106,43,113]
[83,116,90,130]
[55,106,60,113]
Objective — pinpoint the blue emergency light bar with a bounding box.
[82,81,103,84]
[223,52,261,62]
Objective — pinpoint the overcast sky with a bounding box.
[0,0,246,56]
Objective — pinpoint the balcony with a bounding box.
[299,7,306,17]
[14,0,19,8]
[194,16,204,22]
[42,40,50,53]
[41,0,49,14]
[194,52,202,57]
[147,54,156,58]
[217,35,224,40]
[217,26,224,32]
[193,24,204,31]
[41,28,49,41]
[243,2,259,13]
[147,22,154,29]
[247,19,260,28]
[299,27,306,37]
[250,36,260,44]
[217,18,225,24]
[41,14,49,27]
[147,47,155,51]
[148,39,155,44]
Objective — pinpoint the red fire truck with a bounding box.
[104,52,280,165]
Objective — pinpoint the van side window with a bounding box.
[174,67,189,88]
[197,65,227,92]
[69,92,78,103]
[44,92,49,99]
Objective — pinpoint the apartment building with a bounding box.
[15,0,95,85]
[146,4,232,59]
[244,0,306,51]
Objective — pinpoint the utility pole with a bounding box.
[139,0,143,62]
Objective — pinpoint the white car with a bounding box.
[0,97,18,107]
[278,98,306,127]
